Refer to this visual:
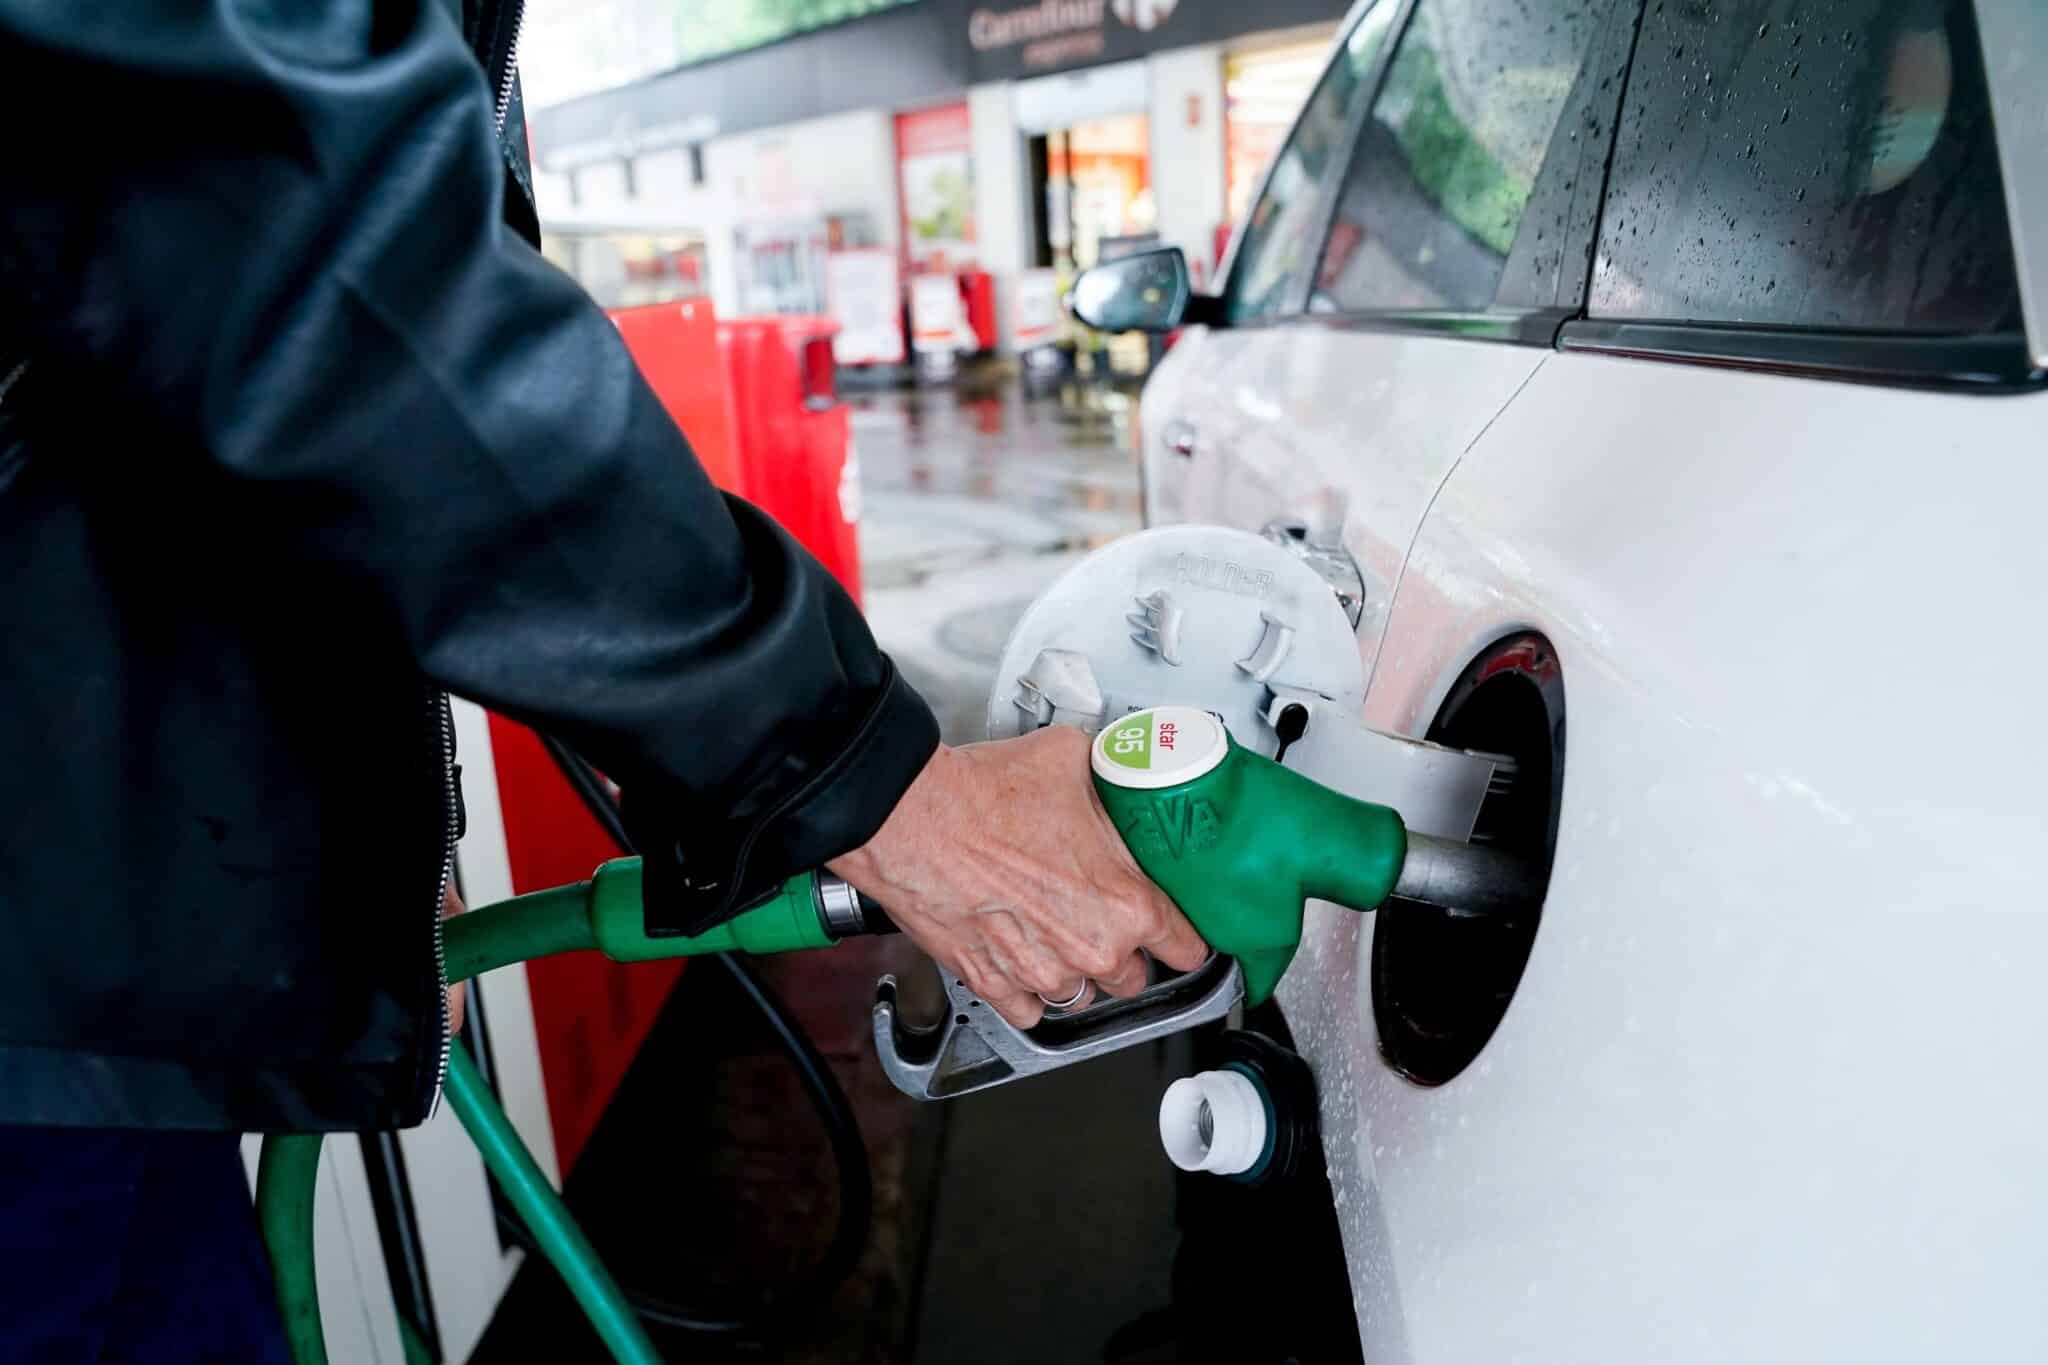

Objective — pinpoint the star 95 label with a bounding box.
[1093,706,1227,788]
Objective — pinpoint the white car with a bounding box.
[1075,0,2047,1358]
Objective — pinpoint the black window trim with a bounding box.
[1288,304,1574,347]
[1558,318,2046,392]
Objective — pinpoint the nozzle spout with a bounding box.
[1391,833,1541,918]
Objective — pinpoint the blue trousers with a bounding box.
[0,1129,290,1364]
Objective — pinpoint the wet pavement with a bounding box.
[852,378,1143,744]
[854,382,1200,1365]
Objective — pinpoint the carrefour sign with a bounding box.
[966,0,1183,73]
[968,0,1104,50]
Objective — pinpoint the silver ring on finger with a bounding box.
[1036,981,1089,1011]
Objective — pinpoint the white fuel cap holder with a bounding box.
[988,526,1366,753]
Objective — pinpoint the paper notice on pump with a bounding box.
[909,274,973,355]
[826,249,906,365]
[1012,268,1062,351]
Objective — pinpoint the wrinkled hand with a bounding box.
[443,882,467,1035]
[828,726,1209,1028]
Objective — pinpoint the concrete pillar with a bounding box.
[969,81,1031,353]
[1144,44,1228,290]
[531,164,576,221]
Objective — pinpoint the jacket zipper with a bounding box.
[414,0,519,1122]
[424,692,459,1119]
[488,0,528,133]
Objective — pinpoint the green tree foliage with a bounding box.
[1378,40,1532,256]
[673,0,916,66]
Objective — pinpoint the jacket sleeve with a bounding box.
[0,2,938,930]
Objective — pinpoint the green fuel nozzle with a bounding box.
[1091,706,1409,1006]
[875,705,1538,1101]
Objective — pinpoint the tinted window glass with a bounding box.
[1311,0,1611,314]
[1591,0,2019,333]
[1224,2,1399,324]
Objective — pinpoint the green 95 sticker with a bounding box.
[1092,706,1227,788]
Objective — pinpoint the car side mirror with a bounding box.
[1069,247,1207,334]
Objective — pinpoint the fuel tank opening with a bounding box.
[1374,633,1563,1086]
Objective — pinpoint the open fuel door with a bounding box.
[874,528,1515,1100]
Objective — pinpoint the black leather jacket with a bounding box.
[0,0,937,1131]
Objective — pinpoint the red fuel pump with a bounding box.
[718,314,863,604]
[480,297,863,1172]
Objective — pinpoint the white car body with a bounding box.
[1138,0,2048,1358]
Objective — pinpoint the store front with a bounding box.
[541,227,710,310]
[1042,114,1155,271]
[526,0,1353,357]
[1224,32,1340,231]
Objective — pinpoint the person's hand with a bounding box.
[443,881,467,1035]
[827,726,1209,1029]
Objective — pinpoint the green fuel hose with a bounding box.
[445,1043,661,1365]
[256,1133,325,1362]
[443,879,595,983]
[259,1043,660,1365]
[258,858,846,1365]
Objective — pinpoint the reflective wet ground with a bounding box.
[861,383,1196,1365]
[853,378,1143,743]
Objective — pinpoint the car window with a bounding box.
[1309,0,1615,315]
[1224,1,1400,325]
[1590,0,2019,334]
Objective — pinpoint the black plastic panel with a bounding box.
[1559,318,2046,390]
